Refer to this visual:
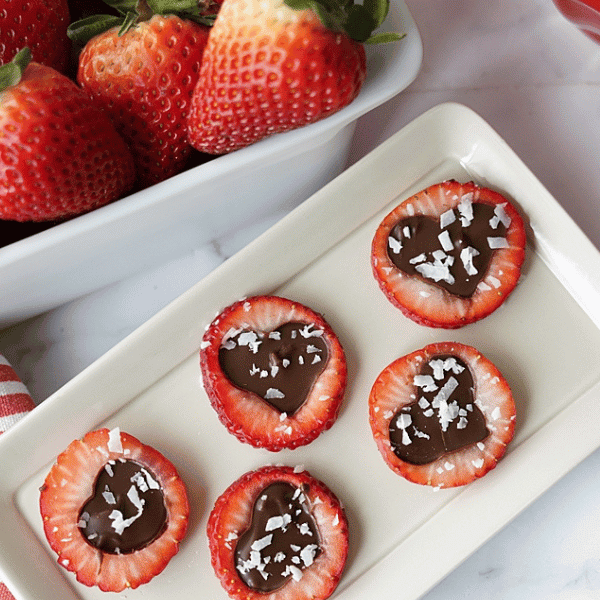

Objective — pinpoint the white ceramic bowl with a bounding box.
[0,1,422,326]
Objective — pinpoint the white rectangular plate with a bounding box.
[2,102,600,600]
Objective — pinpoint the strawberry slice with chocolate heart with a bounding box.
[39,428,189,592]
[369,342,516,488]
[371,180,527,328]
[200,296,347,451]
[207,465,348,600]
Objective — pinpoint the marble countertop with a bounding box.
[2,0,600,598]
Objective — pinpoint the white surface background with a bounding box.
[1,0,600,598]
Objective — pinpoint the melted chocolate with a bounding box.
[387,201,509,297]
[235,482,321,592]
[389,355,489,465]
[78,460,167,554]
[218,322,328,415]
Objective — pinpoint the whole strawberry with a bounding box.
[186,0,403,154]
[0,0,71,73]
[69,0,213,189]
[0,49,136,222]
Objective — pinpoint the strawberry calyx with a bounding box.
[67,0,215,45]
[0,48,32,94]
[283,0,404,43]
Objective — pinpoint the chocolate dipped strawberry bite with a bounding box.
[200,296,347,451]
[369,342,516,488]
[371,180,527,328]
[39,428,189,592]
[207,465,348,600]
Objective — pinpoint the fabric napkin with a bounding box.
[0,354,36,600]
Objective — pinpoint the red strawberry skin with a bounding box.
[77,15,210,188]
[369,342,516,488]
[0,61,136,222]
[200,296,347,451]
[371,180,527,329]
[39,428,189,592]
[186,0,367,155]
[208,465,348,600]
[0,0,70,73]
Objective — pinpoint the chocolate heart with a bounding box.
[235,481,321,592]
[387,200,510,297]
[389,354,489,465]
[78,460,167,554]
[218,322,328,414]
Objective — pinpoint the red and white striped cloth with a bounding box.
[0,354,35,600]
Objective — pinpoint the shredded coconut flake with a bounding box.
[102,490,116,505]
[488,236,509,249]
[440,209,456,228]
[388,236,402,254]
[490,203,511,229]
[409,253,427,264]
[438,230,453,252]
[251,534,273,552]
[266,514,292,532]
[458,195,474,226]
[414,374,437,392]
[107,428,123,454]
[460,246,480,276]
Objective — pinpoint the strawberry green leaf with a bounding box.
[344,4,377,43]
[283,0,404,43]
[364,31,406,44]
[102,0,138,14]
[67,0,215,43]
[146,0,216,24]
[67,15,124,44]
[0,48,31,93]
[284,0,351,33]
[363,0,389,28]
[146,0,200,13]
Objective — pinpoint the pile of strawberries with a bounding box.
[0,0,401,223]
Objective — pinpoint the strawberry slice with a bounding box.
[371,180,527,328]
[39,428,189,592]
[369,342,516,488]
[200,296,347,451]
[207,465,348,600]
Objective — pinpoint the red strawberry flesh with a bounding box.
[369,342,516,488]
[39,428,189,592]
[371,180,527,328]
[208,465,348,600]
[200,296,347,451]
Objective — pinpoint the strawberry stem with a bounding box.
[0,48,32,93]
